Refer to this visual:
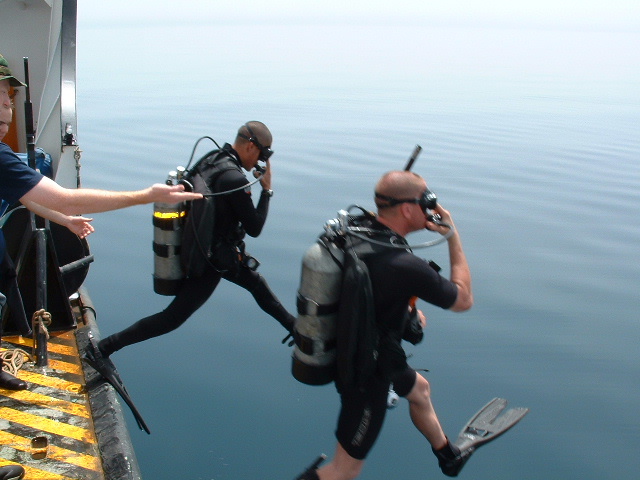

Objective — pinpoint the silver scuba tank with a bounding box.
[152,168,187,295]
[292,215,347,385]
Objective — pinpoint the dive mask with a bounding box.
[375,188,438,212]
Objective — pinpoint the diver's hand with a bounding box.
[281,332,294,347]
[257,159,272,190]
[425,204,454,235]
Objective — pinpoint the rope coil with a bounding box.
[0,349,33,376]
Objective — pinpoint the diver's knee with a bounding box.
[249,273,276,300]
[408,373,432,402]
[159,309,190,333]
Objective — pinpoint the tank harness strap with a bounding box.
[152,241,180,258]
[199,149,241,175]
[294,330,337,356]
[295,293,340,355]
[296,293,339,317]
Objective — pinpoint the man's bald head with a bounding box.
[374,171,426,209]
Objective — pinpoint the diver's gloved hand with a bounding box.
[282,332,294,347]
[402,307,424,345]
[280,315,296,346]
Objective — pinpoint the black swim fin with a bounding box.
[436,398,529,477]
[293,454,326,480]
[83,333,151,434]
[453,397,529,452]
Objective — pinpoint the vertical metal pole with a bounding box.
[34,228,48,367]
[23,58,36,170]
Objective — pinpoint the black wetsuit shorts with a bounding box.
[335,366,417,460]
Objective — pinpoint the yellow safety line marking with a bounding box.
[22,469,75,480]
[1,333,105,479]
[0,461,79,480]
[46,358,83,376]
[44,342,78,357]
[2,389,91,419]
[3,358,84,378]
[0,407,93,443]
[1,463,83,480]
[13,370,84,392]
[1,336,33,347]
[0,431,101,472]
[2,336,80,361]
[0,341,79,356]
[3,333,76,348]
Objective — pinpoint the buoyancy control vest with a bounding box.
[152,150,242,295]
[179,150,241,279]
[335,239,379,390]
[292,208,409,388]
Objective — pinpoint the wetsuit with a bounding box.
[335,219,458,460]
[0,142,43,340]
[99,143,295,356]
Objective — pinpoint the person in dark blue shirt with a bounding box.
[0,105,95,237]
[1,76,201,393]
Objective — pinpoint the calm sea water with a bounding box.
[75,20,639,480]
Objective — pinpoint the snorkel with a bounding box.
[403,144,449,228]
[328,145,454,249]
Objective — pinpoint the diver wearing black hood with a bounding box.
[98,121,295,358]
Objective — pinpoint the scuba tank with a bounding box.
[291,207,419,387]
[292,217,346,386]
[152,168,187,295]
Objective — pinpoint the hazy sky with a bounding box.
[79,0,640,31]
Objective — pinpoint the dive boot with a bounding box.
[432,441,473,477]
[435,397,529,476]
[294,454,326,480]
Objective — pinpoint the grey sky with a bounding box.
[78,1,640,31]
